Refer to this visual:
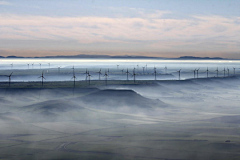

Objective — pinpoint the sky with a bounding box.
[0,0,240,58]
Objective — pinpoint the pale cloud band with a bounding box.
[0,1,11,5]
[0,11,239,58]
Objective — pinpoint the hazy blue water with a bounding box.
[0,58,239,82]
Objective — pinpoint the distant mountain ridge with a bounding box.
[0,54,225,60]
[178,56,223,60]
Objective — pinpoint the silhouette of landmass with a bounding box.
[178,56,223,60]
[79,89,169,114]
[0,54,225,59]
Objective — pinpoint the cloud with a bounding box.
[107,7,171,19]
[0,1,11,5]
[0,12,239,57]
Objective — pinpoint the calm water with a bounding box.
[0,58,239,82]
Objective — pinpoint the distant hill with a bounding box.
[78,89,169,113]
[0,54,226,60]
[179,56,223,60]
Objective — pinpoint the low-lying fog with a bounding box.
[0,58,239,82]
[0,59,240,160]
